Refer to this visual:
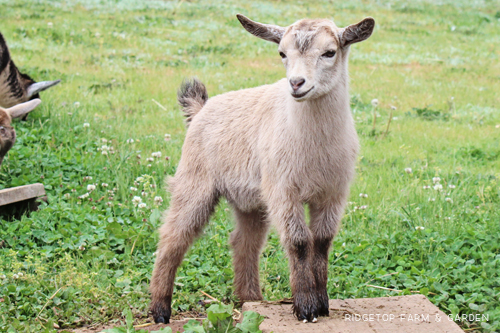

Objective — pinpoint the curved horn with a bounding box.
[27,79,61,98]
[7,99,42,119]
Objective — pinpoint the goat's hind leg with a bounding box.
[150,179,218,324]
[230,207,269,302]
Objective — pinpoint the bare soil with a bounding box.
[243,295,464,333]
[68,295,464,332]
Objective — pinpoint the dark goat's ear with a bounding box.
[340,17,375,48]
[27,80,61,98]
[237,14,286,44]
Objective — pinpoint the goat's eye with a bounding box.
[322,50,336,58]
[279,52,287,59]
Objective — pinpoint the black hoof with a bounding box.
[317,289,329,317]
[150,297,171,324]
[293,292,319,322]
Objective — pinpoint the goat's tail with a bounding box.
[177,78,208,126]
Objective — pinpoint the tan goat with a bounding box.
[150,14,375,323]
[0,99,41,165]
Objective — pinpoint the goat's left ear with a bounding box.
[340,17,375,48]
[237,14,286,44]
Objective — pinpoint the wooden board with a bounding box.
[242,295,464,333]
[0,183,46,206]
[0,183,46,217]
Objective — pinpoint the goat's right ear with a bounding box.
[7,99,41,119]
[237,14,285,44]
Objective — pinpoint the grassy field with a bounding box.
[0,0,499,332]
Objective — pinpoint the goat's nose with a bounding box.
[289,78,306,92]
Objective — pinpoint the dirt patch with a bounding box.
[67,295,464,332]
[242,295,464,333]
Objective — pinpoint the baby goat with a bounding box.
[0,99,41,165]
[0,32,60,110]
[150,14,375,323]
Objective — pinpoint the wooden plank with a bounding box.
[242,295,465,333]
[0,183,46,206]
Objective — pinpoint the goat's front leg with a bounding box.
[268,198,318,322]
[309,201,344,317]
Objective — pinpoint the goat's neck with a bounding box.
[286,79,352,134]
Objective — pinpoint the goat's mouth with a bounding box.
[291,86,314,99]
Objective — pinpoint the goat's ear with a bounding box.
[27,79,61,98]
[7,99,41,119]
[340,17,375,48]
[237,14,285,44]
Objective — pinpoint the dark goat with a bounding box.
[0,32,59,111]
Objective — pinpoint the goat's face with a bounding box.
[237,15,375,101]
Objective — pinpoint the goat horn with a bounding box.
[7,99,42,119]
[27,79,61,98]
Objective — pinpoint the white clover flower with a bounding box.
[102,150,108,156]
[432,177,441,183]
[47,22,53,27]
[18,272,23,277]
[138,203,147,209]
[83,176,93,181]
[423,185,431,189]
[164,134,171,141]
[106,202,113,207]
[102,183,108,187]
[130,187,137,192]
[146,157,154,162]
[391,105,397,110]
[0,274,6,279]
[64,193,71,199]
[154,196,163,205]
[136,176,144,183]
[83,122,89,127]
[13,274,19,279]
[126,138,134,143]
[152,151,162,158]
[448,185,456,189]
[405,168,412,174]
[445,197,453,203]
[79,193,90,199]
[342,242,346,248]
[415,226,425,231]
[87,184,96,191]
[147,164,152,168]
[371,99,379,107]
[132,196,142,206]
[359,205,368,210]
[74,102,81,107]
[428,198,435,202]
[101,138,108,143]
[433,184,443,191]
[101,145,109,151]
[359,193,368,198]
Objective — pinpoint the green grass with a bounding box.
[0,0,499,332]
